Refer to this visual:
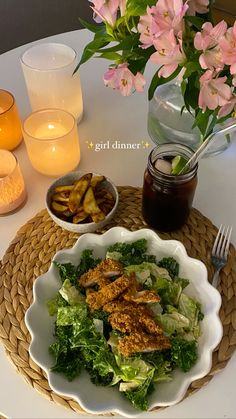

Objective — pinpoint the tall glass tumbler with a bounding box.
[21,43,83,121]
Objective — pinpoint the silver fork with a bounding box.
[211,225,232,288]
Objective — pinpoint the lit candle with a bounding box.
[23,109,80,176]
[0,90,23,150]
[0,150,27,214]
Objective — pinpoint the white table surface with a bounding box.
[0,29,236,419]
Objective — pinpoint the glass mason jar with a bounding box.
[142,144,198,232]
[148,80,231,156]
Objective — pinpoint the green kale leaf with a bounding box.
[107,239,156,266]
[123,368,155,411]
[158,257,179,279]
[171,336,198,372]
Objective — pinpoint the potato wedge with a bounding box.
[51,201,68,212]
[91,211,106,223]
[68,173,92,213]
[52,193,69,203]
[83,187,101,214]
[73,210,89,224]
[54,185,74,193]
[91,175,105,188]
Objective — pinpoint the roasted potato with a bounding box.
[50,173,115,225]
[68,173,92,213]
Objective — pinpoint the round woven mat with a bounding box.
[0,186,236,415]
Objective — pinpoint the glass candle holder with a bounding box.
[23,109,80,177]
[20,43,83,121]
[0,150,26,214]
[142,144,198,232]
[0,89,23,150]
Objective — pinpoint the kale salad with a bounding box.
[47,239,204,411]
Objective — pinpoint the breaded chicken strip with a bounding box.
[103,300,149,315]
[109,311,142,334]
[118,332,171,357]
[86,274,131,310]
[79,259,123,288]
[109,308,162,335]
[123,289,160,304]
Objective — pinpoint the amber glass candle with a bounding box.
[0,150,26,214]
[23,109,80,176]
[0,90,22,150]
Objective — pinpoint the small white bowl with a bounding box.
[46,171,119,233]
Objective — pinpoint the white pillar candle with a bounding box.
[21,43,83,121]
[0,150,26,214]
[23,109,80,177]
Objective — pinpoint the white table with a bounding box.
[0,29,236,419]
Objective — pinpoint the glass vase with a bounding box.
[147,80,231,156]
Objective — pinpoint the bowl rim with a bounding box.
[45,170,119,228]
[25,227,223,418]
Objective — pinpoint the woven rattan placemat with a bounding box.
[0,186,236,415]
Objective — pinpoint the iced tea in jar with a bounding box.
[142,144,198,232]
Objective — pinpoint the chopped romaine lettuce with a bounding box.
[59,279,85,305]
[156,312,190,335]
[123,369,155,411]
[124,262,171,284]
[157,257,179,279]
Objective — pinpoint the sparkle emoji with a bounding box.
[142,141,150,149]
[86,141,94,150]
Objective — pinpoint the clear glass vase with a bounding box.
[147,80,231,156]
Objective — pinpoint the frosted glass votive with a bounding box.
[23,109,80,177]
[21,43,83,121]
[0,89,22,150]
[0,150,26,214]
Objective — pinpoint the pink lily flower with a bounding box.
[187,0,209,15]
[103,64,145,96]
[151,30,185,78]
[219,22,236,74]
[119,0,127,16]
[199,70,232,111]
[90,0,120,26]
[194,21,227,51]
[138,9,155,49]
[154,0,188,35]
[194,21,227,70]
[138,0,188,49]
[218,94,236,118]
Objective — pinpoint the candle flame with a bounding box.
[48,124,55,130]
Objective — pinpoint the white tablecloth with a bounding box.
[0,29,235,419]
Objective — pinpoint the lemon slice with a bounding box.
[171,155,188,175]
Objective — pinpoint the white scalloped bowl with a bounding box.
[25,227,223,418]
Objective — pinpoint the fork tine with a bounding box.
[212,224,222,255]
[220,226,229,258]
[223,226,232,259]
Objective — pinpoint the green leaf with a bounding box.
[124,368,155,411]
[79,18,106,34]
[148,67,181,101]
[97,33,140,53]
[74,35,113,72]
[126,0,156,16]
[184,15,205,31]
[192,109,211,134]
[183,61,201,78]
[98,51,122,60]
[183,73,199,111]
